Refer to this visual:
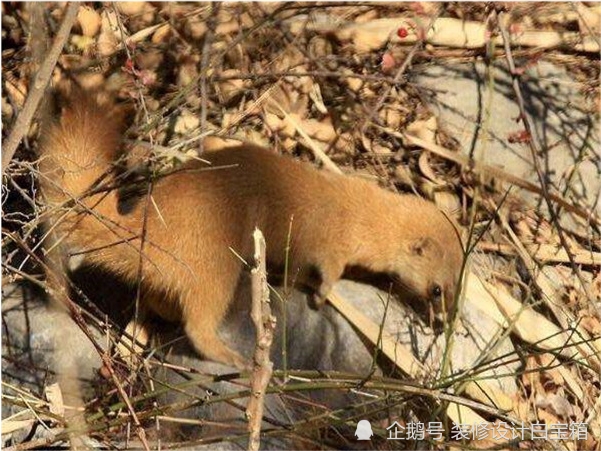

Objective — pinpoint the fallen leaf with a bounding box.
[381,52,396,73]
[77,6,101,37]
[45,383,65,416]
[174,109,200,134]
[97,10,119,57]
[116,1,153,18]
[535,393,574,419]
[218,69,249,103]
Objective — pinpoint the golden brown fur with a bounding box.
[39,88,463,369]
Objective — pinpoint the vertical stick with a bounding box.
[1,2,79,174]
[246,228,276,451]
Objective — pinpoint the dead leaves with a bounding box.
[97,9,120,57]
[77,6,101,38]
[2,3,599,449]
[522,353,585,428]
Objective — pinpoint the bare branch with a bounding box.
[246,228,276,451]
[1,3,79,174]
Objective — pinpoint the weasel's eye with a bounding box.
[431,284,442,299]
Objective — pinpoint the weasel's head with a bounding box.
[390,214,464,321]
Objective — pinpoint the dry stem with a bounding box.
[1,3,79,174]
[246,228,276,451]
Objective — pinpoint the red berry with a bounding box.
[397,27,409,38]
[508,130,531,144]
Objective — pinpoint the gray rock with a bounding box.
[1,284,105,448]
[413,61,600,227]
[3,276,518,447]
[333,281,518,395]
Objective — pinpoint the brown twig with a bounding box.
[246,228,276,451]
[477,241,601,266]
[30,274,150,449]
[4,231,151,451]
[1,3,79,174]
[65,194,154,450]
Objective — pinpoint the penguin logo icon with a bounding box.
[355,420,373,440]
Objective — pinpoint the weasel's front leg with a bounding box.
[310,284,332,309]
[309,261,344,309]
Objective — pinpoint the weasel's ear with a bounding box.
[410,236,435,256]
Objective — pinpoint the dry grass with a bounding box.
[2,2,599,450]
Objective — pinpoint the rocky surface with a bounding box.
[2,271,518,447]
[414,60,600,226]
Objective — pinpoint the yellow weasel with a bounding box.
[39,87,463,369]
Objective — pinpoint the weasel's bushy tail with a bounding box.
[38,86,127,208]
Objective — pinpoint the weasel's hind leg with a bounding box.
[183,293,249,370]
[185,320,249,370]
[115,318,151,366]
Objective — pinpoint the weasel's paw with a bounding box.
[310,291,328,310]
